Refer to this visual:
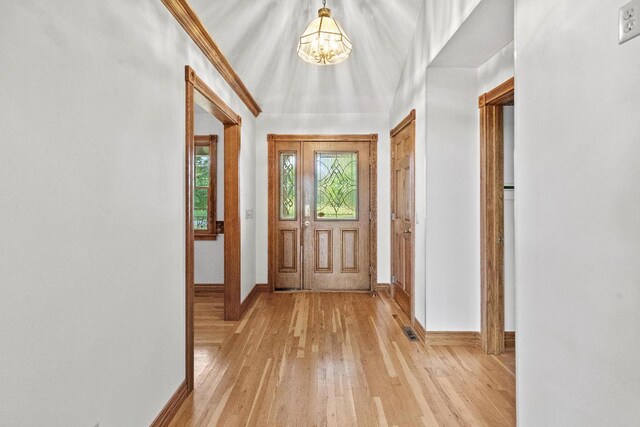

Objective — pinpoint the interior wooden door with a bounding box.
[272,141,303,290]
[301,141,371,291]
[391,112,415,319]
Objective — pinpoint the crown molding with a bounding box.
[162,0,262,117]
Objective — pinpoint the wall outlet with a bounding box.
[619,0,640,44]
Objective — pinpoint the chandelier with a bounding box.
[297,0,352,65]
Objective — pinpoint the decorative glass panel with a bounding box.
[280,153,297,220]
[194,188,208,230]
[315,152,358,220]
[195,146,210,187]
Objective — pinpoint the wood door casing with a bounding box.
[391,111,416,320]
[268,134,377,292]
[184,66,243,394]
[302,141,371,291]
[478,77,514,354]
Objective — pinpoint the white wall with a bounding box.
[478,41,514,94]
[390,0,481,327]
[503,106,515,331]
[254,113,390,284]
[516,0,640,425]
[503,106,515,186]
[240,118,257,300]
[194,109,225,284]
[425,67,481,331]
[417,41,514,332]
[0,1,256,425]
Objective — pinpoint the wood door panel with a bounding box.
[278,229,298,272]
[391,111,415,320]
[403,237,412,296]
[314,229,333,273]
[341,229,359,273]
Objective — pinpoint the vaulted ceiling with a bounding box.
[189,0,423,114]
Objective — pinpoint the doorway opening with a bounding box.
[267,134,378,292]
[184,65,243,392]
[390,111,416,322]
[479,77,515,354]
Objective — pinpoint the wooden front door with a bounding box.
[269,135,375,291]
[391,111,415,319]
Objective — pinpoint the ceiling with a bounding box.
[189,0,423,114]
[429,0,514,68]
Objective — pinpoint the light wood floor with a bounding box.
[170,291,516,426]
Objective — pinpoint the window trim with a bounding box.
[194,134,218,240]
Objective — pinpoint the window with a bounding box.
[194,135,218,240]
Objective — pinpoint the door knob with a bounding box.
[304,221,310,227]
[403,228,412,234]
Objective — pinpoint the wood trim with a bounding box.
[410,313,481,348]
[224,123,241,321]
[239,284,270,318]
[255,283,270,292]
[505,331,516,349]
[369,135,378,293]
[480,77,515,107]
[413,318,427,343]
[149,380,189,427]
[391,109,416,137]
[267,134,378,293]
[375,283,390,293]
[163,0,261,117]
[194,283,224,296]
[184,71,195,392]
[185,66,243,394]
[423,332,481,347]
[268,134,376,142]
[187,68,242,125]
[478,77,513,355]
[267,135,276,292]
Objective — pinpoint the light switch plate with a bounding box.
[619,0,640,44]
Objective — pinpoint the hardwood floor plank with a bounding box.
[170,292,516,426]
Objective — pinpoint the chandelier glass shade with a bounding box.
[297,4,352,65]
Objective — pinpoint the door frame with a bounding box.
[267,134,378,293]
[478,77,514,354]
[390,110,416,323]
[185,65,243,391]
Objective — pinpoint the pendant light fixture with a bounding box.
[297,0,352,65]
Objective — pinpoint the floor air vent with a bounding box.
[403,326,419,342]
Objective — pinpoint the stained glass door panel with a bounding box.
[280,152,297,220]
[315,152,358,220]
